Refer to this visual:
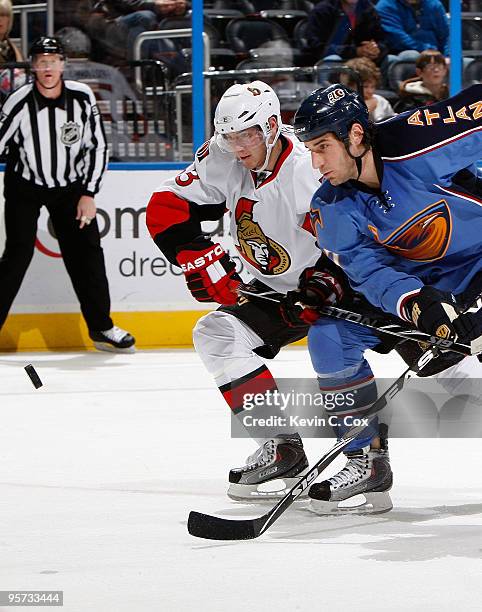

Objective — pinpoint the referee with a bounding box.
[0,36,135,352]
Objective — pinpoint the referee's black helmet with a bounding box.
[293,84,369,143]
[29,36,65,60]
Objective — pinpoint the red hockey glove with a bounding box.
[280,267,345,327]
[176,239,241,305]
[295,267,345,308]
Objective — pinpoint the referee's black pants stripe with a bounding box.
[0,176,113,332]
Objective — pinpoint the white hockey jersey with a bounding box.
[158,129,322,294]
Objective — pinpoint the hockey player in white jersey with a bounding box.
[146,81,355,501]
[147,80,480,514]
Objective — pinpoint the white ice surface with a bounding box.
[0,347,481,612]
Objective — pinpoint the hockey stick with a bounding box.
[187,345,439,540]
[237,288,477,356]
[188,291,482,540]
[318,305,479,355]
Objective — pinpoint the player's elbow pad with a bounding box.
[146,191,190,239]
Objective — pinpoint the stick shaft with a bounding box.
[238,288,473,355]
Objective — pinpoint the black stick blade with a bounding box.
[188,511,262,540]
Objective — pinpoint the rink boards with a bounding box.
[7,160,482,351]
[0,166,260,351]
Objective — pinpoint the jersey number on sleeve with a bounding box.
[175,169,200,187]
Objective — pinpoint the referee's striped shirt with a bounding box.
[0,80,108,196]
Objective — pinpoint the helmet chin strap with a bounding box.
[343,138,370,181]
[254,124,281,173]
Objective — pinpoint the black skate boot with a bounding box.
[89,326,136,353]
[308,439,393,515]
[227,433,309,501]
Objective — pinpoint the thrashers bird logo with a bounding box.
[235,197,291,274]
[368,200,452,262]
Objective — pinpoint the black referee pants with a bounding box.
[0,175,113,332]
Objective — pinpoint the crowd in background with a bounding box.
[0,0,480,155]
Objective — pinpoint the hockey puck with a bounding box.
[24,364,43,389]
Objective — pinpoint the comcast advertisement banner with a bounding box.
[0,169,246,314]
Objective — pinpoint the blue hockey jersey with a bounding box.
[310,84,482,320]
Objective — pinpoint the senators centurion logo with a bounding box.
[368,200,452,262]
[235,197,291,274]
[60,121,81,146]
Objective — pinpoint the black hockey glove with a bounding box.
[281,266,345,327]
[176,238,241,305]
[279,299,308,328]
[404,286,473,341]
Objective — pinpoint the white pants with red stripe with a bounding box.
[193,310,267,388]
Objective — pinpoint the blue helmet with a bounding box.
[294,84,369,143]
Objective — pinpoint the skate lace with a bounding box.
[245,439,276,469]
[329,454,370,488]
[102,326,128,342]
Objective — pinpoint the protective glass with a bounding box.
[216,126,265,153]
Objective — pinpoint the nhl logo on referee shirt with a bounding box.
[60,121,81,146]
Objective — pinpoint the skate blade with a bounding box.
[227,474,309,502]
[93,341,136,354]
[309,491,393,515]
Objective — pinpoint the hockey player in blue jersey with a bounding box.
[289,83,482,514]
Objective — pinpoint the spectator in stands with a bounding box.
[94,0,187,19]
[56,27,139,161]
[88,0,187,62]
[306,0,389,69]
[393,49,448,112]
[375,0,449,60]
[0,0,25,97]
[54,0,93,31]
[343,57,395,121]
[0,0,21,63]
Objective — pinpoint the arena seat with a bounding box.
[204,9,245,42]
[226,16,290,58]
[279,0,314,10]
[463,57,482,86]
[259,9,308,37]
[387,60,417,92]
[213,0,256,12]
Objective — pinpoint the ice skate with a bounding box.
[227,433,309,501]
[308,444,393,515]
[90,326,136,353]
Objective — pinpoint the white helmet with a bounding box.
[214,80,282,172]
